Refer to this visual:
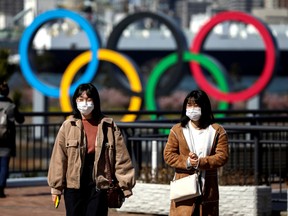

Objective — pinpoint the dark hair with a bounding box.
[180,90,214,129]
[0,81,9,96]
[72,83,103,121]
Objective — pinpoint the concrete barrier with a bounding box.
[118,182,272,216]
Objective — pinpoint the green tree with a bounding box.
[0,49,15,82]
[0,49,22,108]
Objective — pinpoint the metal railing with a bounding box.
[117,123,287,185]
[9,111,288,189]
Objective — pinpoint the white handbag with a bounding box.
[170,173,201,202]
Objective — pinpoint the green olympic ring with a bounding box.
[145,51,229,120]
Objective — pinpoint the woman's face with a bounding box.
[76,91,94,118]
[186,97,202,122]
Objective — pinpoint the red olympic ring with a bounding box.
[190,11,278,103]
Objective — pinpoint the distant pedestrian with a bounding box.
[164,89,229,216]
[48,83,135,216]
[0,81,25,198]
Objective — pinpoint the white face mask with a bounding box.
[77,101,94,116]
[186,107,201,121]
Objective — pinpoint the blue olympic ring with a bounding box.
[19,9,100,97]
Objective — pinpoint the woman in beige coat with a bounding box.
[164,90,229,216]
[48,83,135,216]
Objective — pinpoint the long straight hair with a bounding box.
[180,90,214,129]
[71,83,104,122]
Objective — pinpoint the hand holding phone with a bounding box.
[54,195,60,208]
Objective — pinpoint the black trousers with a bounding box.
[64,153,108,216]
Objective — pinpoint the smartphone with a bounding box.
[54,195,60,208]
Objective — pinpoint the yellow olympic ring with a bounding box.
[60,49,142,122]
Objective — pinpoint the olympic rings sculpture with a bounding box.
[19,9,279,121]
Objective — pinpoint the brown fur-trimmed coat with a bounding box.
[164,123,229,216]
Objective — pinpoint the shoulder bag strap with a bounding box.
[105,143,113,186]
[105,121,117,186]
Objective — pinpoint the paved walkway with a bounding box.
[0,186,155,216]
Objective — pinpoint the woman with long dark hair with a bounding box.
[48,83,135,216]
[164,90,229,216]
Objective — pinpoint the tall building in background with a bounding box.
[173,0,264,28]
[0,0,24,15]
[61,0,83,10]
[253,0,288,24]
[223,0,263,12]
[0,0,24,29]
[174,0,213,28]
[265,0,288,8]
[23,0,60,27]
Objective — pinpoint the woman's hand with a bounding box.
[125,194,132,198]
[51,194,58,202]
[189,152,198,159]
[189,152,199,168]
[52,194,61,208]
